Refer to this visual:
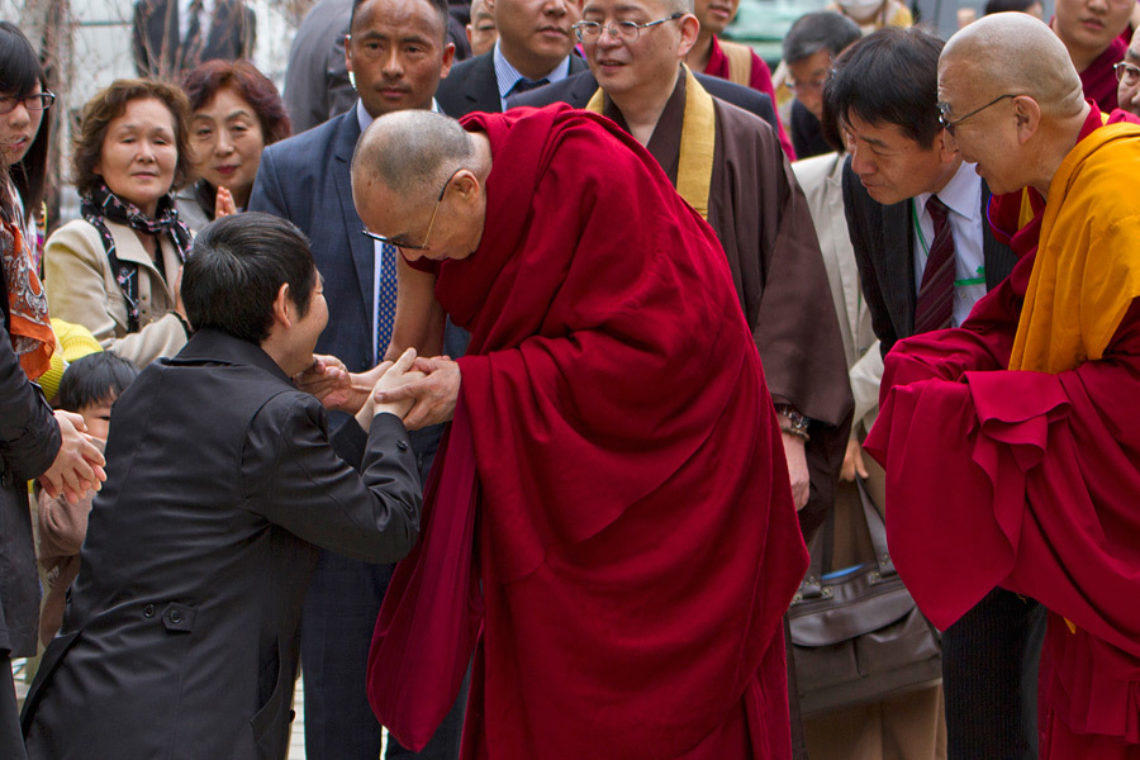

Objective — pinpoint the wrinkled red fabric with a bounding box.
[1080,37,1128,113]
[865,106,1140,755]
[368,104,807,759]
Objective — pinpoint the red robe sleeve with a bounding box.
[865,299,1140,742]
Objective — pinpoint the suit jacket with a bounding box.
[435,51,589,117]
[509,68,779,132]
[21,328,421,760]
[283,0,355,134]
[841,155,1019,355]
[132,0,256,80]
[249,111,376,373]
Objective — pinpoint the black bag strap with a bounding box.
[857,478,896,578]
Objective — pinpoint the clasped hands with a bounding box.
[295,349,460,431]
[39,410,107,505]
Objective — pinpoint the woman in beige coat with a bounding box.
[45,79,194,369]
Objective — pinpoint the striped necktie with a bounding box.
[376,243,397,362]
[913,195,956,334]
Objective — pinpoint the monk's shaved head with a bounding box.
[941,12,1083,116]
[352,109,474,197]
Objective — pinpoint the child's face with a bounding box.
[78,401,114,441]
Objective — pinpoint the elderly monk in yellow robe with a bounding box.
[864,12,1140,760]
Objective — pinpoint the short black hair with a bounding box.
[56,352,139,412]
[783,12,862,64]
[182,213,317,344]
[822,26,945,150]
[983,0,1038,14]
[0,22,51,217]
[350,0,451,40]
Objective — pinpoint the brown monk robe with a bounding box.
[593,68,853,537]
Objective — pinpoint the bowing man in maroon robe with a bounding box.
[869,14,1140,760]
[349,107,810,759]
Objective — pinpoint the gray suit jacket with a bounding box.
[283,0,356,134]
[435,50,589,116]
[509,68,779,131]
[21,328,420,760]
[841,155,1019,355]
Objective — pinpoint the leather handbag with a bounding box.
[788,480,942,717]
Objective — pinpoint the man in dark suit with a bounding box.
[20,213,422,760]
[132,0,256,81]
[825,27,1044,760]
[248,0,463,757]
[435,0,585,116]
[509,67,779,128]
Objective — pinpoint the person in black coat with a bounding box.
[20,213,424,760]
[0,216,104,759]
[132,0,256,81]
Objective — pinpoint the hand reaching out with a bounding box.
[38,411,107,505]
[373,355,460,431]
[296,354,390,414]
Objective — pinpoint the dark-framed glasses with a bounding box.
[361,167,464,251]
[1114,61,1140,86]
[937,93,1021,136]
[573,13,684,43]
[0,91,56,116]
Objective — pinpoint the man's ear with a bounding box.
[272,282,294,330]
[452,169,482,203]
[1013,95,1041,145]
[936,128,959,164]
[677,14,701,58]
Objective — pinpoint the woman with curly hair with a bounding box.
[44,79,194,369]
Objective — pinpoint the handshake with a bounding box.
[295,347,461,432]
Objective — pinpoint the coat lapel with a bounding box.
[881,200,916,339]
[330,113,375,320]
[466,55,503,113]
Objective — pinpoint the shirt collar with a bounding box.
[355,97,444,133]
[493,40,572,101]
[915,159,981,223]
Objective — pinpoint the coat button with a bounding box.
[396,440,409,451]
[143,604,156,618]
[168,609,183,624]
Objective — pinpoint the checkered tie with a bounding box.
[376,243,397,362]
[913,195,956,334]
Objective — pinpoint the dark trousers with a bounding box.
[2,651,28,760]
[302,424,465,760]
[942,587,1046,760]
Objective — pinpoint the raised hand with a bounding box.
[38,411,107,505]
[373,355,460,431]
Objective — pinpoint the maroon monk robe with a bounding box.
[367,104,809,759]
[866,105,1140,757]
[600,74,853,540]
[1080,36,1127,112]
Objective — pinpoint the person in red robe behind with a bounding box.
[346,105,809,759]
[867,13,1140,759]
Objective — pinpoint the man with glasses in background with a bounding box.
[1116,28,1140,115]
[782,11,861,160]
[565,0,851,546]
[826,25,1035,760]
[866,12,1140,759]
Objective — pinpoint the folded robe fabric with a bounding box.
[368,104,808,759]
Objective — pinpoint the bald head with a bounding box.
[941,13,1083,116]
[353,110,474,197]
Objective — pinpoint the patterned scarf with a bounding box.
[80,183,193,334]
[1,217,53,379]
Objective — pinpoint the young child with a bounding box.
[36,352,138,645]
